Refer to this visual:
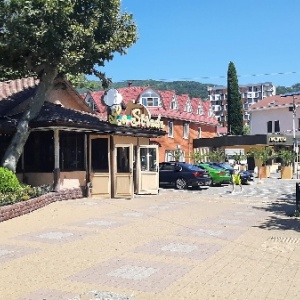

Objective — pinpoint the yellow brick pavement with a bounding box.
[0,190,300,300]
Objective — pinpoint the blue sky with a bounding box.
[97,0,300,87]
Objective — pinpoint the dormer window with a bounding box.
[139,89,160,107]
[197,103,204,115]
[85,95,98,112]
[170,96,178,110]
[184,99,192,112]
[208,107,214,117]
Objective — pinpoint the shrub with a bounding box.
[0,184,51,207]
[0,167,21,193]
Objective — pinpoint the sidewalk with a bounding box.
[1,190,300,300]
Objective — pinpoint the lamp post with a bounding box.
[282,92,299,178]
[292,96,299,179]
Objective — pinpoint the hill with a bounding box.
[77,79,300,99]
[77,80,213,99]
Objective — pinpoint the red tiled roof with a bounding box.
[249,95,300,110]
[86,87,218,126]
[0,77,39,100]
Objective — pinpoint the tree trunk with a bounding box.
[1,68,57,173]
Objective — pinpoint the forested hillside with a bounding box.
[77,79,212,99]
[76,78,300,99]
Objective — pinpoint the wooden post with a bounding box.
[53,129,60,192]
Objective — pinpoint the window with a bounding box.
[164,150,185,162]
[60,132,85,171]
[91,138,109,172]
[141,97,159,106]
[274,120,280,133]
[197,103,204,115]
[197,127,202,138]
[23,131,54,172]
[267,121,272,133]
[184,100,192,112]
[140,148,157,171]
[168,121,174,137]
[183,123,189,139]
[170,97,177,110]
[117,147,130,173]
[139,89,160,107]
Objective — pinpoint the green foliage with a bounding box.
[276,83,300,95]
[248,147,274,165]
[190,151,207,163]
[243,125,250,135]
[227,61,243,135]
[75,79,211,99]
[0,0,137,84]
[207,150,225,162]
[277,149,296,166]
[0,184,51,207]
[0,167,21,193]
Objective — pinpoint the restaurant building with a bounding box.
[0,78,165,199]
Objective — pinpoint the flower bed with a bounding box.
[0,187,84,222]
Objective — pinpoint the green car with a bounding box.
[195,163,231,186]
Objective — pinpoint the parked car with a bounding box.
[195,163,231,186]
[159,162,211,190]
[209,162,254,184]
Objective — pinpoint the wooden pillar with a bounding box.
[53,129,60,192]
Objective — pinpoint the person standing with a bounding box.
[231,169,243,193]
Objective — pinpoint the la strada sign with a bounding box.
[268,136,287,143]
[108,102,165,130]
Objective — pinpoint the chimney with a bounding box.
[128,81,132,87]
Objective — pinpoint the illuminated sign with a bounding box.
[109,103,165,130]
[269,136,287,143]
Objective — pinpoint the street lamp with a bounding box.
[282,92,300,178]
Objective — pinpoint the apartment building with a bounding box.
[208,82,276,128]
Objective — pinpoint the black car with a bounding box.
[159,162,211,189]
[209,162,254,184]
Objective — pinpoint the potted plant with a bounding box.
[248,147,274,178]
[207,150,225,163]
[277,149,296,179]
[232,151,248,170]
[189,151,207,164]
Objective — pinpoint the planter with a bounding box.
[281,166,293,179]
[258,166,270,179]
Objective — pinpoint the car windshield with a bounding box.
[181,163,202,171]
[203,164,224,171]
[212,163,233,170]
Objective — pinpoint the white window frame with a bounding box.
[197,127,202,138]
[183,123,189,139]
[170,97,177,110]
[185,102,192,112]
[197,103,204,115]
[168,121,174,138]
[139,89,161,107]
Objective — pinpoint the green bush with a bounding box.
[0,184,51,207]
[0,167,21,193]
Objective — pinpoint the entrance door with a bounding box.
[136,145,159,194]
[91,137,110,198]
[114,144,133,198]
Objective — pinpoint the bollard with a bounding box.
[296,182,300,211]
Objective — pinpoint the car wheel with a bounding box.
[175,178,187,190]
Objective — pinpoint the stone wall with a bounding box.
[0,188,84,223]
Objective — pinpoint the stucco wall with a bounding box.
[251,107,299,135]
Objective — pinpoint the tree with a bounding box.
[0,0,137,172]
[227,61,243,135]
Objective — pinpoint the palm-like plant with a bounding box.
[277,149,296,166]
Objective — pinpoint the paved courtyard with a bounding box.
[1,177,300,300]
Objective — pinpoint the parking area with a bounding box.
[1,178,300,300]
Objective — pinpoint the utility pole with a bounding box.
[292,95,298,179]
